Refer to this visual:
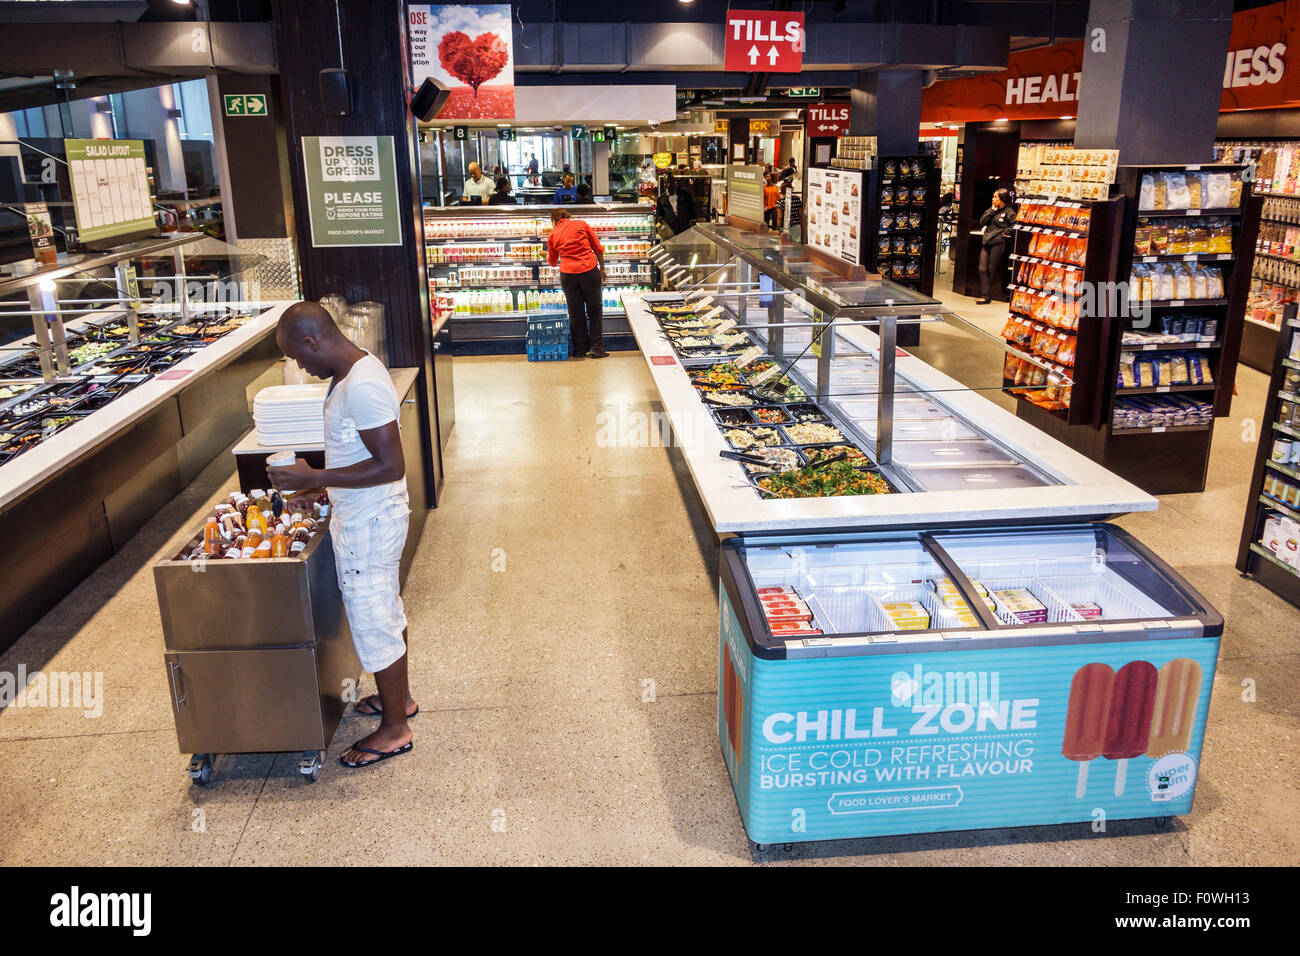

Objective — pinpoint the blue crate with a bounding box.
[527,342,570,362]
[526,316,569,337]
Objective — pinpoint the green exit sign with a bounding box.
[787,87,821,98]
[223,93,267,116]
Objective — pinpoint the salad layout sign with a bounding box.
[408,4,515,119]
[63,139,154,246]
[806,166,863,266]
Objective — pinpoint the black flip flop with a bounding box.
[353,698,419,719]
[339,740,413,768]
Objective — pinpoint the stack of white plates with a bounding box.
[254,384,328,446]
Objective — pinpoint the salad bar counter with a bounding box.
[0,235,291,647]
[630,224,1224,848]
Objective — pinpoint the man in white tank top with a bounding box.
[268,302,416,769]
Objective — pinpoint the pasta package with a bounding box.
[1164,171,1190,209]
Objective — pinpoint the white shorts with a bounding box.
[331,510,409,673]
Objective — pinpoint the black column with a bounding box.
[1074,0,1233,164]
[270,0,441,503]
[213,74,294,241]
[849,70,922,156]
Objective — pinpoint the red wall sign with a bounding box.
[922,0,1300,122]
[724,10,805,73]
[806,103,850,137]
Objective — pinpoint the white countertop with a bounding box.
[622,292,1158,534]
[0,301,291,510]
[231,367,421,455]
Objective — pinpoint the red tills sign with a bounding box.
[724,10,806,72]
[806,104,850,137]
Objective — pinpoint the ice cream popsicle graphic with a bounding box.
[1147,658,1203,759]
[1062,662,1114,798]
[1103,660,1158,796]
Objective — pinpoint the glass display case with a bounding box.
[423,203,656,347]
[0,233,293,647]
[635,223,1123,526]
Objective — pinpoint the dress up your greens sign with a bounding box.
[301,135,402,247]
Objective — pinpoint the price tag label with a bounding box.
[700,305,724,322]
[722,333,749,348]
[734,346,764,368]
[1217,253,1232,260]
[748,364,781,386]
[1156,385,1171,393]
[1169,300,1185,307]
[1143,344,1157,351]
[687,293,715,308]
[1187,208,1202,216]
[713,318,737,334]
[650,355,676,366]
[1183,254,1198,262]
[1152,425,1167,432]
[1142,256,1156,263]
[1186,165,1201,171]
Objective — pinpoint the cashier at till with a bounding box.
[462,162,494,204]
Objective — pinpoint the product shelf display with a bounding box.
[867,155,940,296]
[1014,164,1262,496]
[1003,195,1125,426]
[0,233,294,647]
[640,222,1226,847]
[1237,302,1300,606]
[423,203,656,346]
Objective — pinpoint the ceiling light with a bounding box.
[171,0,192,5]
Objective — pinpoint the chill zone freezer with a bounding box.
[718,523,1221,845]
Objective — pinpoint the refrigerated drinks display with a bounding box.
[718,524,1221,843]
[423,203,656,347]
[637,223,1224,846]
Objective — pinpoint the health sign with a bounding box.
[724,9,805,73]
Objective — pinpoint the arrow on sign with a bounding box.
[748,44,760,65]
[767,45,779,66]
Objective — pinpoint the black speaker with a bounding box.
[319,68,352,117]
[411,77,450,122]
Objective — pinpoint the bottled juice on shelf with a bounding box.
[271,532,289,558]
[246,505,267,536]
[203,517,220,556]
[240,530,263,559]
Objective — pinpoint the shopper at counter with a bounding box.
[780,157,797,185]
[488,176,517,205]
[976,188,1017,304]
[547,208,607,358]
[268,302,417,769]
[764,173,781,229]
[553,173,578,204]
[462,162,494,204]
[527,152,540,184]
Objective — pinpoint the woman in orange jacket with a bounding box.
[546,209,608,358]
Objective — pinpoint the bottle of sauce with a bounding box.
[246,505,268,536]
[270,531,289,557]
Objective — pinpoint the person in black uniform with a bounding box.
[976,188,1016,304]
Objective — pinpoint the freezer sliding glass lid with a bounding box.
[743,538,983,637]
[932,527,1199,624]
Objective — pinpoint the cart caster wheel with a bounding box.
[188,754,213,786]
[298,752,323,783]
[782,844,794,852]
[1154,816,1171,830]
[753,842,770,853]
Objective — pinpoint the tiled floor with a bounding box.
[1,287,1297,865]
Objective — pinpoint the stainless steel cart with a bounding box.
[154,520,360,785]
